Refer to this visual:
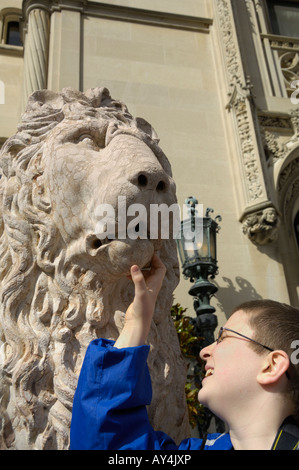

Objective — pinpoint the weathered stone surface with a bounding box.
[0,87,189,449]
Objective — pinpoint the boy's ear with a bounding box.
[257,350,290,385]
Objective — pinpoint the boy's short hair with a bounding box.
[232,299,299,424]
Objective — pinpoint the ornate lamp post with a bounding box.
[176,196,224,437]
[176,197,222,346]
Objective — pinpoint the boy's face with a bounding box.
[197,310,267,423]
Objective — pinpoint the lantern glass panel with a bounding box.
[177,223,197,265]
[177,236,186,266]
[201,221,211,259]
[210,227,216,261]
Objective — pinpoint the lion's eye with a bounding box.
[77,134,98,149]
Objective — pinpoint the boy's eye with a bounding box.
[217,332,228,344]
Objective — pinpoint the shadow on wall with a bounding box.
[214,276,263,320]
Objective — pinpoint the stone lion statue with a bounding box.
[0,87,189,449]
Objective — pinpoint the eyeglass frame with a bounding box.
[217,327,290,380]
[217,327,274,352]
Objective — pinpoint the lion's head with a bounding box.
[0,88,189,449]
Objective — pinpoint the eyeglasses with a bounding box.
[217,327,290,379]
[217,327,274,352]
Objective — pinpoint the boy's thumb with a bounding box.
[130,265,146,290]
[131,265,140,274]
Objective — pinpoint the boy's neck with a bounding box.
[229,422,279,450]
[227,401,292,450]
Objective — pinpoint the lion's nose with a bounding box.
[130,170,169,193]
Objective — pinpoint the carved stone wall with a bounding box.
[215,0,271,219]
[216,0,299,249]
[0,87,190,449]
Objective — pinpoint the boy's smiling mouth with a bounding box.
[205,368,214,378]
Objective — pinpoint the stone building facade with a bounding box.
[1,0,299,325]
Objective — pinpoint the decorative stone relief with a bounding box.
[268,38,299,98]
[216,0,266,205]
[216,0,298,246]
[0,87,189,449]
[290,109,299,142]
[262,130,289,164]
[259,110,299,165]
[242,207,280,245]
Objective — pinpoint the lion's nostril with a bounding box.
[137,174,148,187]
[86,235,104,255]
[92,238,102,249]
[134,171,169,192]
[156,180,166,192]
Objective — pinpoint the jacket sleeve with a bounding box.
[70,338,190,450]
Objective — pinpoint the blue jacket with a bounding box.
[70,338,232,450]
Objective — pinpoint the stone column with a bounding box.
[22,5,50,109]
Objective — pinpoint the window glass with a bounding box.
[267,0,299,38]
[6,21,22,46]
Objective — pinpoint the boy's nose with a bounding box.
[199,341,216,361]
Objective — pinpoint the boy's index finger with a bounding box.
[144,255,166,291]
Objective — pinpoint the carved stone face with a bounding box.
[263,208,277,224]
[42,117,177,278]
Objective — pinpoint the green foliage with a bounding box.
[171,303,205,429]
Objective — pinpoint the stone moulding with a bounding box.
[22,0,213,33]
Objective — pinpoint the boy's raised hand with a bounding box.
[114,254,166,348]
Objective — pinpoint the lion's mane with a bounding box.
[0,88,189,449]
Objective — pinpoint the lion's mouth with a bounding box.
[85,225,162,254]
[84,227,159,276]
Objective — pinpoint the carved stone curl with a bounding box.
[0,87,189,449]
[242,207,280,246]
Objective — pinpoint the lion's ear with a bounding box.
[135,118,160,144]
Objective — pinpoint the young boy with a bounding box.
[70,255,299,450]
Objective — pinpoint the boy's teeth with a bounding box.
[205,369,214,377]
